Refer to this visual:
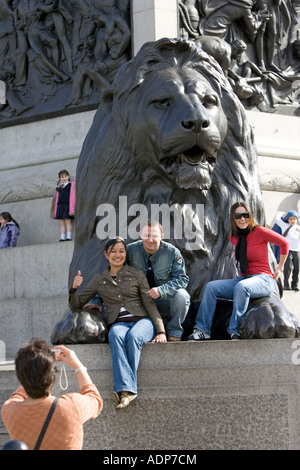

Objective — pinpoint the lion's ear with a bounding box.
[100,86,116,113]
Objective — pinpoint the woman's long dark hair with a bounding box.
[104,237,126,255]
[0,212,20,230]
[230,202,257,238]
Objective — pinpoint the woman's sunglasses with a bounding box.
[234,212,250,220]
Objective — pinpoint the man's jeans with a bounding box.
[156,288,190,338]
[194,274,275,336]
[108,318,155,395]
[284,250,300,289]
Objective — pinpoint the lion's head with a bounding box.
[70,38,264,299]
[112,66,227,190]
[100,39,230,192]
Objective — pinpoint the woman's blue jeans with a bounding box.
[194,274,275,336]
[108,318,155,395]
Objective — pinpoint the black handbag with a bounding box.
[34,397,59,450]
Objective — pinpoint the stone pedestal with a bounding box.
[131,0,179,55]
[1,340,300,450]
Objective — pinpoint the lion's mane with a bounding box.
[70,38,264,300]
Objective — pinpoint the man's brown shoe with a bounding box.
[167,335,181,342]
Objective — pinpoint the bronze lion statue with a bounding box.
[70,37,265,300]
[52,37,299,343]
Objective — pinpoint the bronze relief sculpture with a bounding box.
[0,0,131,126]
[179,0,300,114]
[1,0,300,126]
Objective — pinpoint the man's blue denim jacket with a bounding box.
[126,240,189,299]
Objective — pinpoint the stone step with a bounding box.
[0,295,69,358]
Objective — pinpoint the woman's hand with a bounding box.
[152,333,167,343]
[73,270,83,290]
[53,345,94,388]
[274,254,288,280]
[273,266,282,280]
[53,345,83,370]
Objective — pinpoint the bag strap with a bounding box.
[283,225,292,237]
[34,397,59,450]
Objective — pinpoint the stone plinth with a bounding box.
[54,340,300,450]
[1,339,300,450]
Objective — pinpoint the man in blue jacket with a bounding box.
[126,220,190,341]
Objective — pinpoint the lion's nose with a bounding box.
[181,118,210,132]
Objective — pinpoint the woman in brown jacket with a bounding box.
[70,237,167,411]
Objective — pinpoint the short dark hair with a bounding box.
[142,220,163,234]
[15,338,57,399]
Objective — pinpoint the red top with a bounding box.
[229,225,289,277]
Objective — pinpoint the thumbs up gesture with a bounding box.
[73,270,83,290]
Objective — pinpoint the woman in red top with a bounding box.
[188,201,289,340]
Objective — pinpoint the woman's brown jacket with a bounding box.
[69,264,165,335]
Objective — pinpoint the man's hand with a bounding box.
[83,303,102,312]
[146,287,161,299]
